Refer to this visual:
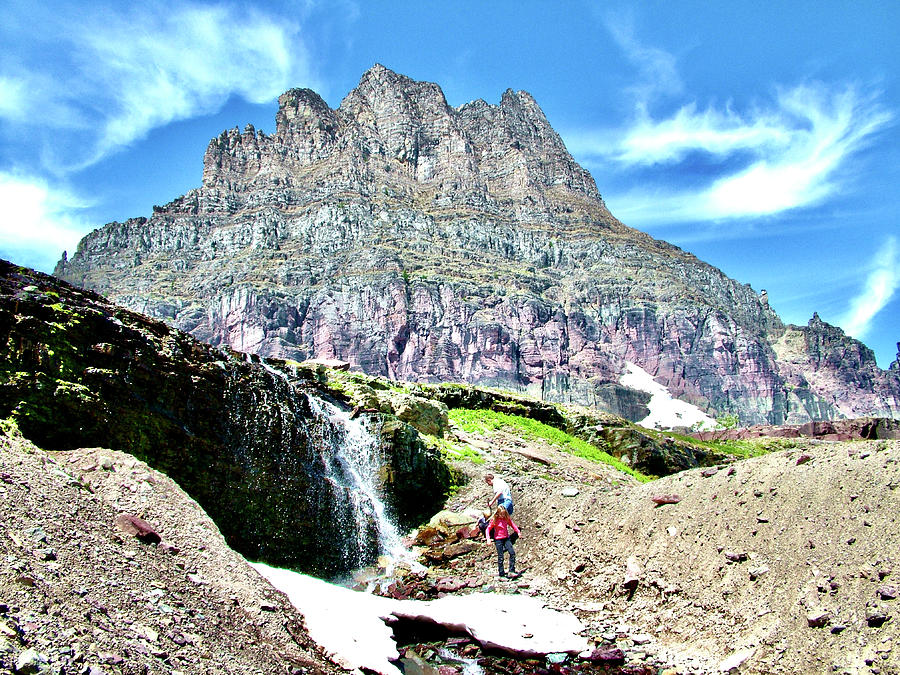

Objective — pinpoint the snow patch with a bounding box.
[253,563,399,674]
[620,361,716,430]
[252,563,589,675]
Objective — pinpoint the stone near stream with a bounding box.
[586,646,625,665]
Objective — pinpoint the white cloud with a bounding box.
[841,236,899,339]
[611,104,791,166]
[564,24,892,225]
[0,173,92,273]
[2,2,313,171]
[604,15,682,102]
[568,82,891,223]
[0,76,28,122]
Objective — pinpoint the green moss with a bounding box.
[449,408,651,482]
[658,429,785,459]
[0,417,21,438]
[52,379,97,404]
[708,437,798,457]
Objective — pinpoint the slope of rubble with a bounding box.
[421,422,900,674]
[0,432,341,675]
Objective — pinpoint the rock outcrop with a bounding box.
[55,65,900,425]
[0,259,452,575]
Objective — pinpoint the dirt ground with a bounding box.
[0,433,342,675]
[436,424,900,674]
[2,423,898,675]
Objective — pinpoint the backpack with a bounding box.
[477,516,493,539]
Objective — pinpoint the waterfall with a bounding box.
[217,356,437,576]
[304,393,406,570]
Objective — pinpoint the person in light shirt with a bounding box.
[484,472,513,515]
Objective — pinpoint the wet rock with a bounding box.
[415,526,446,547]
[442,541,474,559]
[586,647,625,664]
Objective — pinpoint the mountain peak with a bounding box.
[55,66,900,424]
[199,66,602,207]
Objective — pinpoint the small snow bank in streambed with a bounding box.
[391,593,587,656]
[620,361,716,430]
[252,563,589,675]
[252,563,398,673]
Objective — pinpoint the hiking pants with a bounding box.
[494,537,515,576]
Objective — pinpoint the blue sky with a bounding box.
[1,0,897,366]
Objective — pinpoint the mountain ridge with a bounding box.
[55,64,900,424]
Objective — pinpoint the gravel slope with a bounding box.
[3,422,898,675]
[442,428,900,674]
[0,433,341,675]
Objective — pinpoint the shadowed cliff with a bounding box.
[0,259,452,576]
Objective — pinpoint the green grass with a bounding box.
[449,408,651,482]
[709,437,801,457]
[659,429,792,459]
[425,435,486,465]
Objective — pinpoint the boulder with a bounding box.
[390,394,449,437]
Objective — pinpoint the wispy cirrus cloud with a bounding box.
[840,236,899,340]
[567,82,891,224]
[564,19,892,225]
[604,15,683,103]
[0,1,314,172]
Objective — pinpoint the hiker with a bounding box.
[485,473,513,515]
[471,509,491,539]
[486,505,521,578]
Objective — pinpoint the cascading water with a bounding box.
[304,393,407,571]
[219,355,448,576]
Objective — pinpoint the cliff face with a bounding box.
[55,65,900,424]
[1,259,451,576]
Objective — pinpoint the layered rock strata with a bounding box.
[55,65,900,424]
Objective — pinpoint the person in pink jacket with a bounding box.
[486,505,521,578]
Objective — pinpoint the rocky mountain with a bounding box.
[54,64,900,425]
